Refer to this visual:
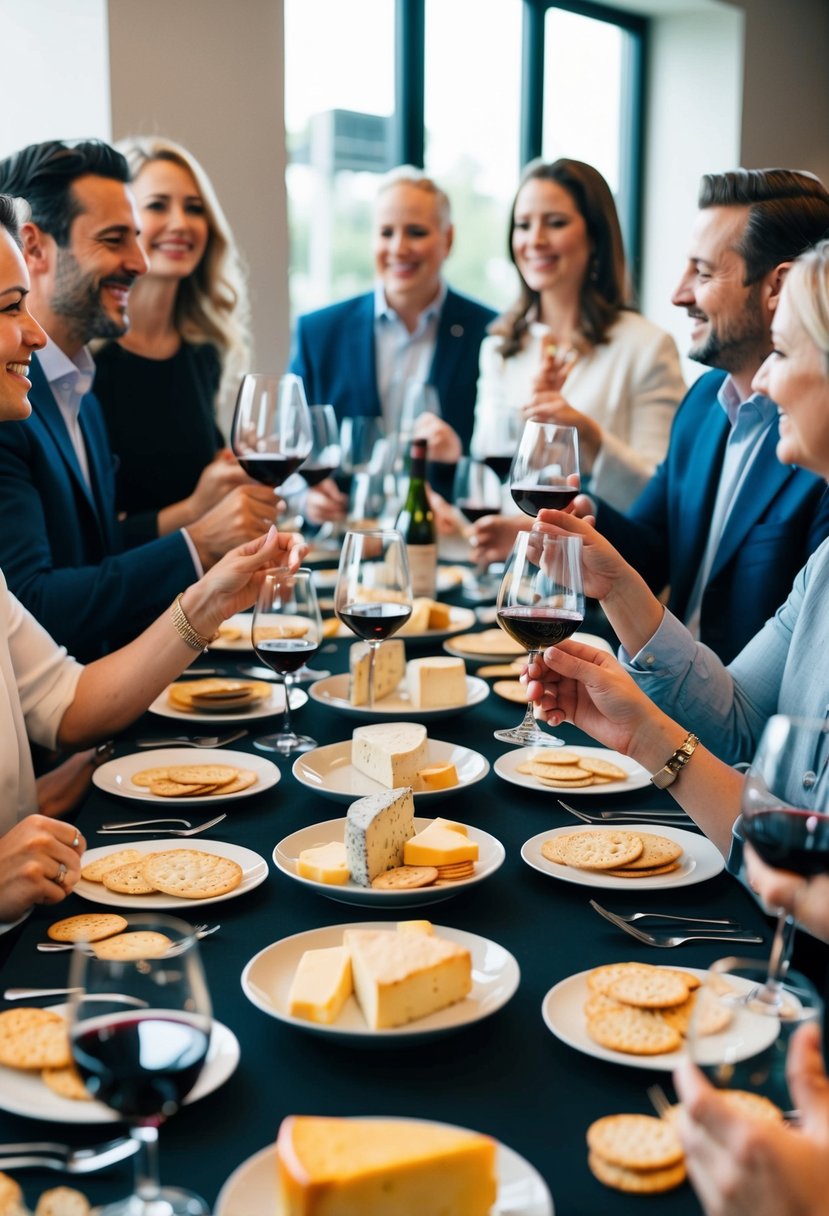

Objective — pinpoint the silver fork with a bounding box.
[97,813,227,836]
[589,899,742,929]
[557,799,691,825]
[0,1135,139,1173]
[135,729,248,748]
[36,923,221,952]
[593,911,764,948]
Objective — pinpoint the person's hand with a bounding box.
[412,411,462,463]
[674,1024,829,1216]
[532,344,578,395]
[0,816,86,921]
[570,493,597,521]
[305,479,348,526]
[471,514,529,565]
[521,394,602,472]
[185,450,251,520]
[745,846,829,945]
[187,484,286,569]
[533,510,637,602]
[36,750,98,818]
[426,487,459,536]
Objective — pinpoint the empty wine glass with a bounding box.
[494,529,584,747]
[251,568,322,754]
[509,421,580,517]
[68,913,212,1216]
[452,457,502,601]
[231,373,312,491]
[334,530,412,707]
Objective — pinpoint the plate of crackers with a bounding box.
[542,962,780,1072]
[522,824,723,890]
[272,817,505,907]
[149,677,305,722]
[74,838,268,909]
[93,748,279,806]
[0,1003,240,1123]
[494,745,650,796]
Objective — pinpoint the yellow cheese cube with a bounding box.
[297,841,349,885]
[396,920,434,936]
[287,946,353,1024]
[403,823,479,866]
[417,762,458,790]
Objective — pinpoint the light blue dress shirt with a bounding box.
[374,281,446,431]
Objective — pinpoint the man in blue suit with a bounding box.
[289,166,496,511]
[590,169,829,663]
[0,140,281,661]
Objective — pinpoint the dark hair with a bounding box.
[492,158,633,357]
[0,140,129,247]
[699,168,829,285]
[0,194,21,248]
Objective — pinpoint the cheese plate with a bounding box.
[291,738,489,804]
[308,673,489,720]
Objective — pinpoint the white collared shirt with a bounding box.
[374,281,446,430]
[36,337,95,488]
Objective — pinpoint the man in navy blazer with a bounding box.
[0,140,281,662]
[289,167,495,511]
[589,168,829,664]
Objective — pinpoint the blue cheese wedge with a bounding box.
[406,656,467,709]
[345,787,415,886]
[349,639,406,706]
[351,722,428,788]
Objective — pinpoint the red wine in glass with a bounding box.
[299,462,337,487]
[497,606,583,650]
[255,636,320,674]
[742,808,829,877]
[511,483,578,516]
[238,453,306,486]
[456,500,499,523]
[337,602,412,642]
[483,454,513,482]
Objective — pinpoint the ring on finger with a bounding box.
[71,831,80,850]
[55,862,68,886]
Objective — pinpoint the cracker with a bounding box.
[92,931,172,960]
[587,1005,681,1055]
[101,862,159,895]
[142,849,243,899]
[693,986,735,1036]
[0,1172,26,1216]
[0,1008,71,1070]
[476,662,525,678]
[609,968,692,1009]
[131,767,171,788]
[526,750,582,766]
[41,1064,91,1102]
[587,1113,684,1170]
[563,830,644,871]
[148,779,218,798]
[492,680,529,704]
[216,623,242,641]
[211,768,257,795]
[658,993,697,1035]
[166,764,238,786]
[615,832,683,870]
[541,837,572,865]
[578,757,628,779]
[371,865,439,890]
[81,849,143,883]
[584,992,626,1019]
[603,862,681,878]
[450,629,524,656]
[587,961,656,996]
[47,913,128,942]
[535,773,596,788]
[35,1188,92,1216]
[720,1089,784,1123]
[588,1151,686,1194]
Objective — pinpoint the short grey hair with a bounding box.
[376,165,451,228]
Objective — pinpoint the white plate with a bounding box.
[542,967,779,1073]
[521,823,723,891]
[93,748,280,807]
[148,684,306,723]
[308,673,489,720]
[0,1006,239,1124]
[334,604,476,643]
[272,817,505,907]
[494,745,650,797]
[215,1131,553,1216]
[241,922,520,1043]
[74,838,269,909]
[443,630,613,664]
[312,565,465,593]
[292,738,490,804]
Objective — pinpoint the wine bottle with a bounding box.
[395,437,437,598]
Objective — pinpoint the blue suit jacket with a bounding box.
[0,355,196,662]
[597,369,829,664]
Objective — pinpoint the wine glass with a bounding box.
[477,405,524,484]
[251,568,323,754]
[452,457,502,602]
[334,529,412,707]
[740,714,829,1002]
[494,529,584,747]
[509,421,580,516]
[68,913,212,1216]
[231,373,312,490]
[299,404,341,489]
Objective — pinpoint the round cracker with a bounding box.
[371,865,439,890]
[47,913,128,943]
[42,1063,91,1101]
[588,1151,686,1194]
[609,968,692,1010]
[166,764,238,786]
[526,750,581,766]
[0,1008,71,1070]
[141,849,243,898]
[131,767,170,788]
[563,830,644,871]
[93,931,172,960]
[209,768,257,795]
[587,962,658,996]
[492,680,529,703]
[149,779,218,798]
[587,1005,682,1055]
[578,756,628,779]
[603,862,681,878]
[541,837,572,865]
[81,849,144,883]
[617,832,683,870]
[535,773,597,788]
[587,1113,684,1170]
[101,862,159,896]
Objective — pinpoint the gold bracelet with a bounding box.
[170,594,214,652]
[650,731,699,789]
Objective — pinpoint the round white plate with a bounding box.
[312,565,465,593]
[292,738,490,804]
[0,1006,239,1124]
[75,838,269,909]
[542,967,778,1073]
[206,613,255,651]
[148,684,306,723]
[272,816,505,907]
[443,630,612,664]
[521,823,723,891]
[241,921,520,1044]
[215,1131,553,1216]
[93,748,280,807]
[308,673,489,720]
[494,745,650,797]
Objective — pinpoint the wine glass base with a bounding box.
[290,664,332,684]
[95,1186,209,1216]
[254,732,317,756]
[493,725,565,748]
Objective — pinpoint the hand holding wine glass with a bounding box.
[231,373,312,489]
[251,568,323,754]
[68,914,212,1216]
[510,421,580,516]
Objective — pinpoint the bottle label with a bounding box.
[407,544,437,598]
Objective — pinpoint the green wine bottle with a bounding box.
[395,437,437,597]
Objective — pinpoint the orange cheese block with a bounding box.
[403,823,478,867]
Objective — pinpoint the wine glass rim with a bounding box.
[342,527,402,541]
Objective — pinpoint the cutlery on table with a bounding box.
[3,988,147,1003]
[135,729,248,748]
[0,1135,139,1173]
[97,813,228,836]
[36,924,221,953]
[589,899,743,929]
[593,914,764,949]
[557,799,692,825]
[647,1084,674,1120]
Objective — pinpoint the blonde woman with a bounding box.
[94,136,253,546]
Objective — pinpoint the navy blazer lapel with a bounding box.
[429,289,466,407]
[350,295,382,417]
[30,356,106,534]
[708,422,789,580]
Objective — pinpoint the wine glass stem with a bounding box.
[282,675,295,736]
[368,642,379,708]
[516,649,538,729]
[131,1125,162,1202]
[765,911,797,995]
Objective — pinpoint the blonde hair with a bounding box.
[785,239,829,374]
[376,165,452,229]
[118,135,251,403]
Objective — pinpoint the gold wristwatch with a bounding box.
[650,731,699,789]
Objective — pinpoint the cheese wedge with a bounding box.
[275,1115,498,1216]
[343,928,472,1029]
[406,656,466,709]
[398,597,432,635]
[349,639,406,706]
[404,823,479,867]
[417,762,458,790]
[351,723,428,789]
[344,787,415,887]
[296,842,349,885]
[287,946,353,1025]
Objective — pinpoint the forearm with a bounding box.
[599,565,666,655]
[156,497,197,536]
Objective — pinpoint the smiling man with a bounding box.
[585,169,829,662]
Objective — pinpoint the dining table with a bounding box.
[0,572,775,1216]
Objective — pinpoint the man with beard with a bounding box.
[582,169,829,662]
[0,140,280,661]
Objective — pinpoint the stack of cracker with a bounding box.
[542,828,684,878]
[517,751,628,789]
[586,1113,686,1194]
[82,847,243,901]
[131,762,257,798]
[167,678,270,714]
[0,1174,91,1215]
[0,1008,90,1105]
